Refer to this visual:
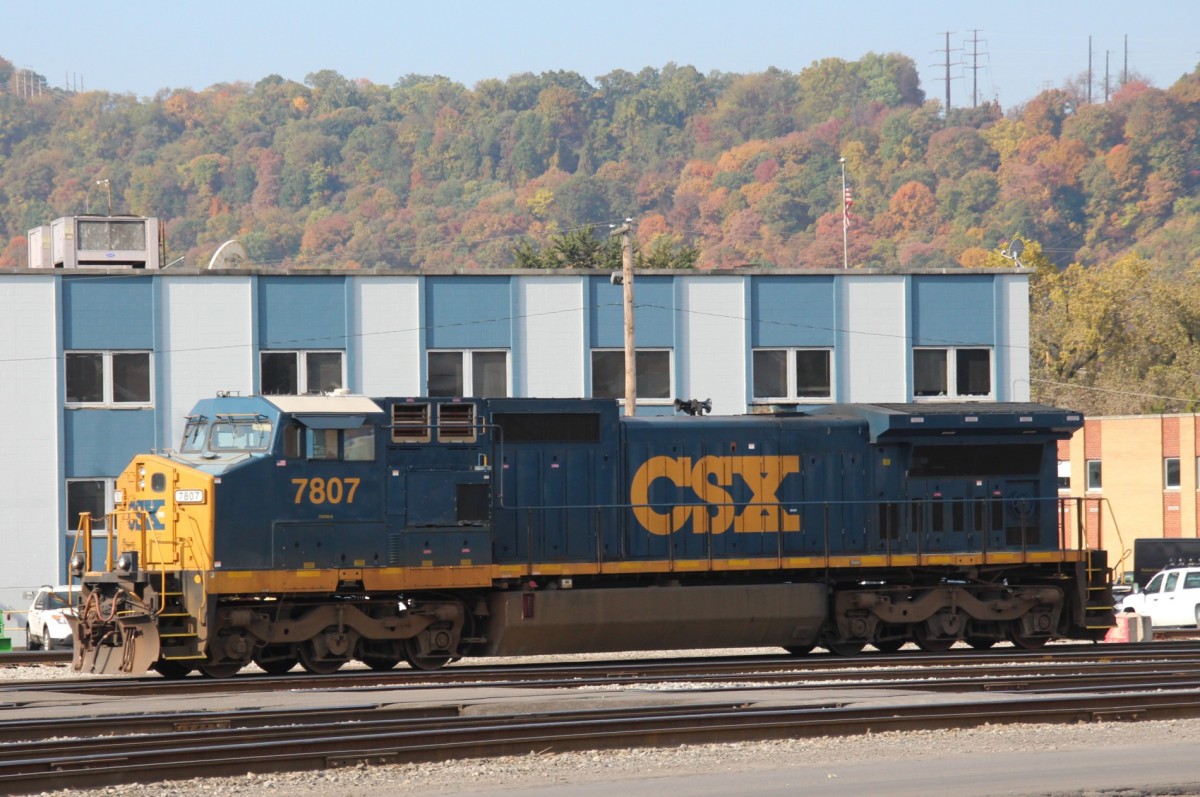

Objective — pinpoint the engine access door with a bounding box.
[389,465,493,568]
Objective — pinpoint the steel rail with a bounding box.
[4,640,1200,685]
[0,651,72,667]
[6,686,1200,794]
[7,665,1200,747]
[9,643,1200,697]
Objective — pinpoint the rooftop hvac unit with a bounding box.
[27,216,160,269]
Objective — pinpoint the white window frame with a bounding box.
[260,350,345,396]
[1165,457,1181,490]
[591,348,673,405]
[752,348,834,403]
[912,346,993,401]
[1086,459,1102,492]
[426,349,510,398]
[64,350,153,407]
[66,477,114,535]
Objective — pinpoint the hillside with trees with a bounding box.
[0,53,1198,413]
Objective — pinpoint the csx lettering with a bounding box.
[630,455,801,536]
[291,477,361,505]
[128,499,165,531]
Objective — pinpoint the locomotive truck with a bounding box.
[69,394,1113,677]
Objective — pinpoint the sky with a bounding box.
[3,1,1198,110]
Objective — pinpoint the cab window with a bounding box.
[1166,572,1180,592]
[1145,573,1164,594]
[209,420,272,452]
[1185,572,1200,589]
[307,429,339,460]
[344,426,376,461]
[283,423,303,459]
[181,420,208,453]
[295,424,376,462]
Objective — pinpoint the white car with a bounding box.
[26,585,80,650]
[1115,567,1200,628]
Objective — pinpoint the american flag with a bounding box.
[843,187,853,229]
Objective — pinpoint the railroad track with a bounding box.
[0,650,72,667]
[8,656,1200,746]
[8,641,1200,697]
[6,677,1200,794]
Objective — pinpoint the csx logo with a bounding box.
[128,499,165,531]
[630,455,801,536]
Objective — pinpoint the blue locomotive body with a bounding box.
[72,394,1112,677]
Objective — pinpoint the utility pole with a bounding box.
[96,179,112,215]
[840,158,849,270]
[1105,50,1111,102]
[611,221,636,416]
[931,32,960,118]
[1123,34,1128,86]
[1088,36,1093,104]
[964,29,987,108]
[943,31,952,114]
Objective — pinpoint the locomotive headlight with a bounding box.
[116,553,134,573]
[69,553,86,577]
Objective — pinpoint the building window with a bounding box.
[1086,459,1102,491]
[1165,457,1181,490]
[66,479,111,533]
[1057,460,1071,492]
[261,351,344,395]
[65,351,152,406]
[913,347,992,399]
[427,350,508,397]
[591,349,671,401]
[752,349,832,401]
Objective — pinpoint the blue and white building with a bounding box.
[0,219,1033,614]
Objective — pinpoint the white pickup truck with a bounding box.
[1115,566,1200,628]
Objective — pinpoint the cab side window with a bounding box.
[307,429,339,461]
[1184,572,1200,589]
[344,425,376,462]
[1166,572,1180,592]
[1145,574,1163,594]
[283,423,304,459]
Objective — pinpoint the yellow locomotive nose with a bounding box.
[73,454,216,675]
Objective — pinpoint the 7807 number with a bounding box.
[291,477,361,505]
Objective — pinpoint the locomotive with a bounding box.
[70,394,1113,677]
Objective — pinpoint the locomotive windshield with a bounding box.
[180,418,273,453]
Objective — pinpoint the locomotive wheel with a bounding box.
[199,661,245,679]
[298,641,346,674]
[872,638,905,653]
[913,624,955,653]
[253,645,298,675]
[362,655,403,672]
[1008,627,1050,650]
[404,638,451,671]
[823,639,865,656]
[152,660,194,679]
